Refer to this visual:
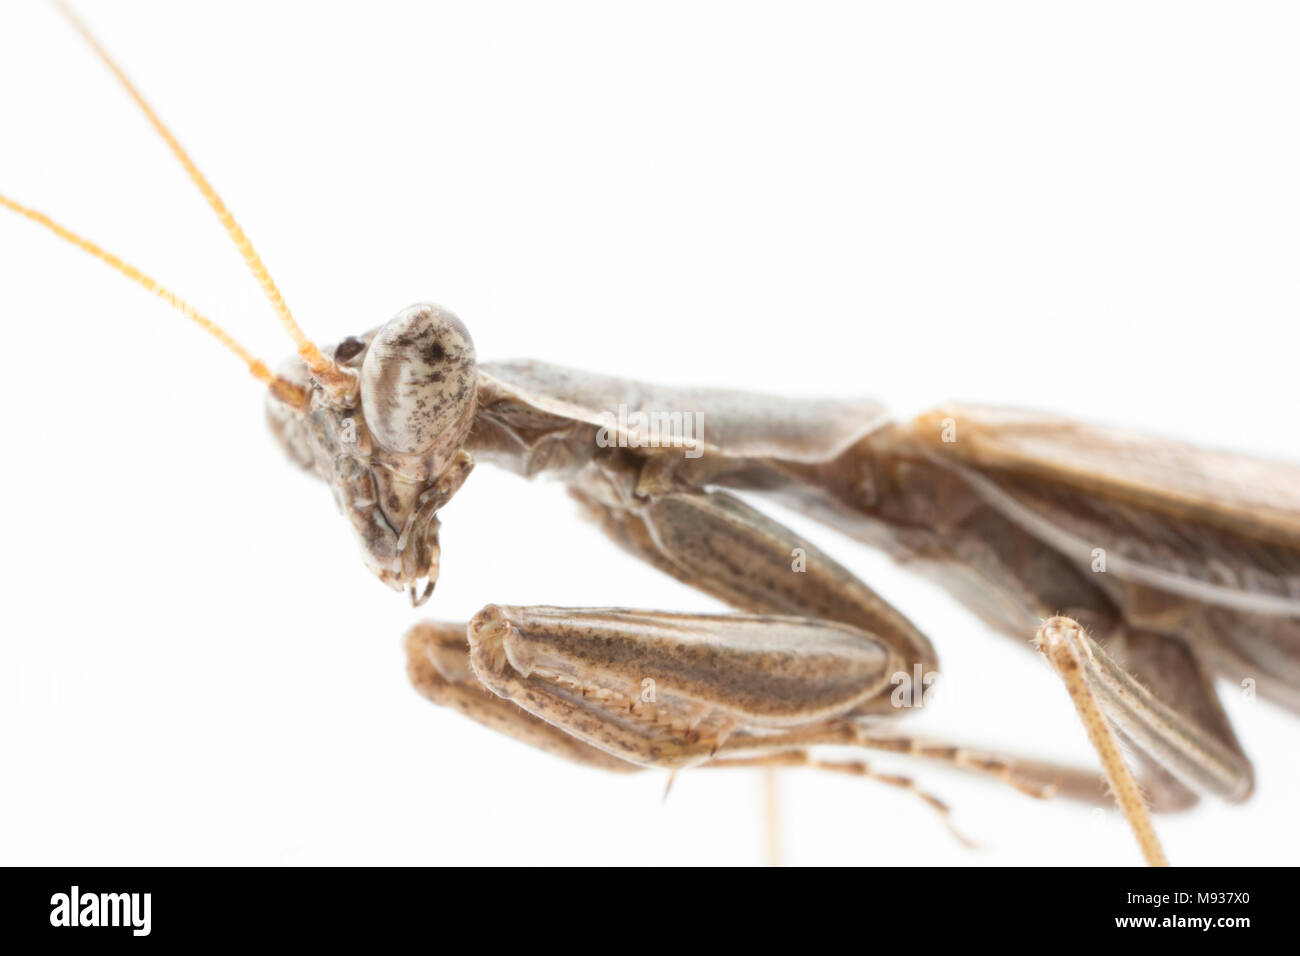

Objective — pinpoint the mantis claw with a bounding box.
[410,580,435,607]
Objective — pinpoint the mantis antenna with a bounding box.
[0,192,307,407]
[42,0,349,393]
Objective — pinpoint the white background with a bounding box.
[1,0,1298,866]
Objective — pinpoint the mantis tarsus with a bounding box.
[5,3,1299,867]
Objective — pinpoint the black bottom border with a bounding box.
[0,865,1283,943]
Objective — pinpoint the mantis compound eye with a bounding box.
[360,303,477,456]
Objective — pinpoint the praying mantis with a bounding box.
[3,2,1299,866]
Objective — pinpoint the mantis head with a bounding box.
[0,9,480,606]
[267,303,478,604]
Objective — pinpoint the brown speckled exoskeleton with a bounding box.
[262,302,1297,867]
[6,1,1300,867]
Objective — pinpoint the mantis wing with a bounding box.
[912,404,1300,616]
[910,405,1300,709]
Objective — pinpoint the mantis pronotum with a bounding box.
[2,1,1300,868]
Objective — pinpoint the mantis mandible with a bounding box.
[5,2,1299,867]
